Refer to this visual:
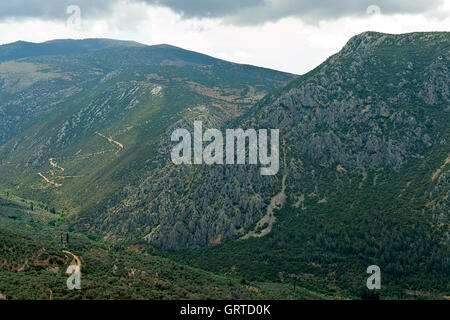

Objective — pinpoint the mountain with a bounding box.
[160,31,449,298]
[0,38,295,224]
[0,32,448,299]
[0,39,303,299]
[86,31,449,298]
[92,31,449,245]
[0,38,145,62]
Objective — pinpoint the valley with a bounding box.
[0,32,449,300]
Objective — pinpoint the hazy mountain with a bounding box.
[0,38,145,62]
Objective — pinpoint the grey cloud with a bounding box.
[141,0,444,25]
[0,0,112,21]
[0,0,445,24]
[142,0,264,18]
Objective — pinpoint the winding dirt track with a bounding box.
[38,172,62,188]
[49,158,64,172]
[62,250,81,268]
[96,132,124,153]
[432,154,450,181]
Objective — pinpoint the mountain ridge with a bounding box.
[0,38,147,62]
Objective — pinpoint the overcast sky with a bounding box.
[0,0,449,74]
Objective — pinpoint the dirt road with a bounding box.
[62,250,81,268]
[96,132,124,153]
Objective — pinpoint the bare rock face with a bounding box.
[255,32,449,169]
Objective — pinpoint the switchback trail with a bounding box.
[432,154,450,181]
[49,158,64,172]
[38,172,62,188]
[96,132,124,153]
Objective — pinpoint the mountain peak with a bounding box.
[340,31,449,55]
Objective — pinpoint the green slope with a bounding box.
[0,190,327,300]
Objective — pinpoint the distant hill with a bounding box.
[0,38,147,62]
